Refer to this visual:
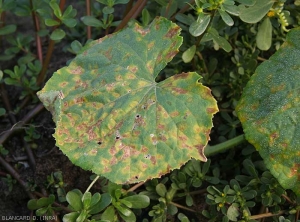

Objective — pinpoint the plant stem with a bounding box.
[123,0,134,18]
[84,175,99,194]
[0,103,44,144]
[37,0,66,86]
[205,134,246,157]
[114,0,147,32]
[170,201,196,213]
[0,155,34,198]
[164,0,174,18]
[188,188,207,196]
[249,210,285,220]
[196,51,209,75]
[22,137,36,169]
[128,181,145,192]
[37,37,55,86]
[30,0,43,62]
[86,0,91,39]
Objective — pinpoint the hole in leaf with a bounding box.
[135,114,141,118]
[115,130,121,140]
[135,176,138,179]
[144,154,151,159]
[97,141,102,145]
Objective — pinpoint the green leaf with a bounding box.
[66,191,83,211]
[37,197,51,207]
[178,213,190,222]
[101,206,116,221]
[27,199,39,210]
[222,4,239,16]
[256,17,272,51]
[90,193,112,214]
[63,212,80,222]
[182,45,196,63]
[218,9,234,26]
[82,192,92,209]
[236,27,300,196]
[103,6,114,14]
[118,208,136,222]
[114,204,131,216]
[4,78,19,86]
[0,24,16,35]
[37,17,218,184]
[70,40,83,54]
[122,195,150,208]
[156,183,167,197]
[239,0,274,23]
[45,19,60,26]
[36,207,48,216]
[0,108,5,116]
[90,193,101,207]
[108,182,122,197]
[81,16,103,27]
[208,28,232,52]
[227,204,239,221]
[142,9,150,26]
[62,18,77,28]
[119,199,132,208]
[115,0,130,4]
[186,194,193,206]
[175,13,195,25]
[189,14,211,37]
[50,0,62,18]
[167,204,178,215]
[50,29,66,41]
[63,5,77,18]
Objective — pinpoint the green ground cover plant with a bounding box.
[0,0,299,221]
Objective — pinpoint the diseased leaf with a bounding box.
[37,17,218,184]
[236,28,300,195]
